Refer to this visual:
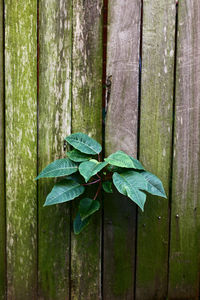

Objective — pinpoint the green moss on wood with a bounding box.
[136,1,176,299]
[103,192,135,298]
[5,0,37,298]
[38,0,72,298]
[168,1,200,298]
[0,0,5,298]
[112,226,133,295]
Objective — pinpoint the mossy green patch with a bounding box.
[0,0,5,297]
[5,0,38,298]
[112,226,133,295]
[38,0,72,298]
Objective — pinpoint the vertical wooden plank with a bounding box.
[136,1,176,299]
[168,1,200,298]
[71,0,103,299]
[38,0,72,299]
[104,1,141,299]
[5,0,37,298]
[0,0,5,298]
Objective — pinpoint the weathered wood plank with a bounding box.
[104,1,141,299]
[168,1,200,298]
[71,0,103,299]
[0,0,5,299]
[38,0,72,298]
[5,0,37,298]
[135,1,176,299]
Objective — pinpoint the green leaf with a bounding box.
[44,179,85,206]
[73,213,91,234]
[35,158,78,179]
[140,171,167,198]
[65,132,102,155]
[105,150,144,170]
[79,159,107,182]
[102,181,113,193]
[129,156,145,170]
[112,171,148,211]
[79,198,100,220]
[67,149,92,162]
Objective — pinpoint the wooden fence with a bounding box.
[0,0,200,299]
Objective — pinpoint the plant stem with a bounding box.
[96,173,101,179]
[93,181,102,200]
[82,178,101,186]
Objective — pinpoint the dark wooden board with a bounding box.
[104,1,141,299]
[136,1,176,299]
[70,1,103,299]
[168,1,200,298]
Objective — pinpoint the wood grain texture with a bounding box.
[38,0,72,299]
[5,0,37,298]
[104,1,141,299]
[71,0,103,299]
[0,0,5,299]
[168,1,200,298]
[136,1,176,299]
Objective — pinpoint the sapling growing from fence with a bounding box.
[36,132,167,234]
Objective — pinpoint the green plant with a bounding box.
[36,132,167,234]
